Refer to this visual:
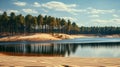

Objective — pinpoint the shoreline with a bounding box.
[0,56,120,66]
[0,33,93,42]
[0,33,120,66]
[0,33,120,42]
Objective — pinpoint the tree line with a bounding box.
[0,12,79,35]
[79,26,120,35]
[0,11,120,35]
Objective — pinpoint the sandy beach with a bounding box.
[0,56,120,67]
[1,33,120,42]
[0,33,120,67]
[1,33,119,42]
[0,33,93,42]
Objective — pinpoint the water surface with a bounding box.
[0,38,120,57]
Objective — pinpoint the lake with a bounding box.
[0,37,120,58]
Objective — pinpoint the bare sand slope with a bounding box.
[0,56,120,67]
[0,33,92,42]
[0,33,61,41]
[0,33,120,42]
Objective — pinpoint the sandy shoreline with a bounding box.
[0,34,120,67]
[0,33,119,42]
[0,33,61,42]
[0,56,120,66]
[0,33,93,42]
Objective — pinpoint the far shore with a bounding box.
[0,33,120,42]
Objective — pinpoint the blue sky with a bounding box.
[0,0,120,26]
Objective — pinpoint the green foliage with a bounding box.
[79,26,120,35]
[37,14,43,26]
[0,12,9,33]
[0,11,119,35]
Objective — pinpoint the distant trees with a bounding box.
[37,14,43,32]
[16,14,25,33]
[71,22,79,34]
[31,17,37,32]
[9,12,17,35]
[49,17,57,33]
[60,19,67,33]
[0,11,119,35]
[66,20,72,34]
[0,11,80,35]
[79,26,120,35]
[25,14,33,33]
[0,12,9,33]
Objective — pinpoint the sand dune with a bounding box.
[0,33,61,42]
[0,33,87,42]
[0,33,119,42]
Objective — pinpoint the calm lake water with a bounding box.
[0,38,120,58]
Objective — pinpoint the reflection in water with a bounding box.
[0,42,120,57]
[0,43,78,56]
[80,42,120,48]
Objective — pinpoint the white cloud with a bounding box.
[42,9,48,13]
[32,2,117,15]
[42,1,75,9]
[0,9,19,15]
[22,9,38,14]
[112,19,120,23]
[13,1,26,6]
[0,10,3,14]
[92,19,111,23]
[41,1,82,15]
[113,14,119,18]
[32,2,41,7]
[87,7,115,14]
[41,13,47,16]
[7,10,19,14]
[92,19,120,23]
[60,17,77,21]
[89,15,99,18]
[32,2,48,13]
